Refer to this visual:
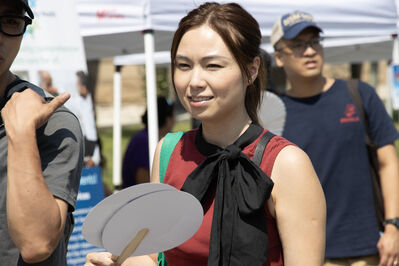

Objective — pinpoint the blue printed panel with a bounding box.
[392,65,399,110]
[67,167,105,266]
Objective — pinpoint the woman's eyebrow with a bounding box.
[175,55,230,64]
[175,55,191,61]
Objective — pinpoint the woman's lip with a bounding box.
[188,96,213,102]
[188,96,213,107]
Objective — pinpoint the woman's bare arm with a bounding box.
[270,145,326,266]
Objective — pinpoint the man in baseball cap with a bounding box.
[0,0,84,265]
[273,10,399,266]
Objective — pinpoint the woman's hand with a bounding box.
[85,252,119,266]
[85,252,158,266]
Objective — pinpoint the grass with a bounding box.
[98,120,192,191]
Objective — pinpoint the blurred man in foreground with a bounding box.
[0,1,84,264]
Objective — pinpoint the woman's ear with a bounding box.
[249,56,260,84]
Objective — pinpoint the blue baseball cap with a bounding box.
[271,11,321,46]
[18,0,34,19]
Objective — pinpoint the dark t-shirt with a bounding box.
[280,79,399,258]
[0,81,84,265]
[122,128,149,188]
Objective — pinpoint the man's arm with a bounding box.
[2,89,71,263]
[376,143,399,266]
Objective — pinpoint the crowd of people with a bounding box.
[1,0,398,266]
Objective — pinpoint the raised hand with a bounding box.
[1,89,70,136]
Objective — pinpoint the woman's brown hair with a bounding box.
[170,2,266,124]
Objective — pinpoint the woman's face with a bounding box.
[173,25,248,123]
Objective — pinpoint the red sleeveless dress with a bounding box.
[163,129,292,265]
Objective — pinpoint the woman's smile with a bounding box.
[188,95,214,107]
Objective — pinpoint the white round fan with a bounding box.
[82,183,203,264]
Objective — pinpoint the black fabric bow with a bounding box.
[181,123,274,265]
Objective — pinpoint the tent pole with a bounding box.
[393,35,399,64]
[144,29,159,171]
[113,65,123,190]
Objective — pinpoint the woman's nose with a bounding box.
[189,67,207,90]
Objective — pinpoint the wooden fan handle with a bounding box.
[111,228,149,264]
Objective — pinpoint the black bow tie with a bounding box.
[181,123,274,265]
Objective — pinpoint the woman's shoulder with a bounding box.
[258,130,295,177]
[265,132,294,154]
[272,143,315,184]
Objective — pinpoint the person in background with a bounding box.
[0,0,84,264]
[75,71,113,196]
[122,96,175,187]
[39,70,59,96]
[272,10,399,266]
[76,70,101,167]
[86,2,325,265]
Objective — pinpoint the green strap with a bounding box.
[159,131,184,183]
[157,252,167,266]
[157,131,184,266]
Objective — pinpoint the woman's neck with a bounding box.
[201,112,252,148]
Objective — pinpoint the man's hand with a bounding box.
[377,225,399,266]
[84,157,96,168]
[1,89,70,136]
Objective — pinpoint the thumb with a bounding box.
[47,92,70,113]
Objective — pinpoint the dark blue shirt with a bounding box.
[280,79,399,258]
[122,128,149,188]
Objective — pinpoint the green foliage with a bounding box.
[156,67,171,97]
[141,66,171,98]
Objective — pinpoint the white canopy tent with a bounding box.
[81,0,399,59]
[78,0,399,187]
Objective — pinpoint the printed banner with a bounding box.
[11,0,87,101]
[67,167,105,266]
[391,65,399,110]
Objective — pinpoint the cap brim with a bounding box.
[283,23,322,40]
[21,2,34,19]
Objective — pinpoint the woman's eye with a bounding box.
[207,64,222,69]
[177,63,190,70]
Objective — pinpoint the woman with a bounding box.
[85,2,326,266]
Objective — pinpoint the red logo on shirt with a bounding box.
[340,104,360,123]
